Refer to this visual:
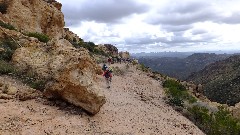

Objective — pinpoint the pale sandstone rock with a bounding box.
[12,39,106,114]
[3,0,65,39]
[6,85,18,95]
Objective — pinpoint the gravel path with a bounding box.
[0,63,205,135]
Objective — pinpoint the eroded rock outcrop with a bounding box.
[97,44,118,57]
[12,39,106,114]
[119,51,130,59]
[64,28,80,43]
[2,0,65,39]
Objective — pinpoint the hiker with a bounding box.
[103,67,113,88]
[108,57,112,65]
[102,63,108,72]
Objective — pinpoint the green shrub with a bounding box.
[0,60,16,74]
[137,64,149,72]
[72,41,109,57]
[163,79,186,91]
[26,32,50,43]
[163,79,197,106]
[14,71,48,91]
[93,48,108,56]
[169,97,184,107]
[186,94,197,103]
[0,39,18,61]
[0,20,16,30]
[0,0,8,14]
[0,61,47,90]
[188,106,240,135]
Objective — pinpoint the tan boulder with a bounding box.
[1,84,17,95]
[6,85,18,95]
[12,39,106,114]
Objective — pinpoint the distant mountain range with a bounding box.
[132,50,240,58]
[137,53,231,80]
[187,55,240,106]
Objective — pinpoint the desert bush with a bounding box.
[0,0,8,14]
[169,96,184,107]
[163,79,197,106]
[72,41,109,57]
[0,61,47,91]
[188,105,240,135]
[0,39,18,61]
[0,20,16,30]
[13,71,48,91]
[26,32,50,43]
[0,60,16,74]
[163,79,186,91]
[93,48,108,56]
[137,64,149,72]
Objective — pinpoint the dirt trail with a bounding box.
[0,63,205,135]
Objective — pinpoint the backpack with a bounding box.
[102,64,107,71]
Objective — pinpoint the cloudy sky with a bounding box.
[56,0,240,53]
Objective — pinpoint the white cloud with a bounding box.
[57,0,240,53]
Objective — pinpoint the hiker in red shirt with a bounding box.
[103,67,112,88]
[108,57,112,65]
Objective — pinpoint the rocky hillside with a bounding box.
[187,55,240,106]
[138,53,230,80]
[1,0,240,134]
[0,0,206,134]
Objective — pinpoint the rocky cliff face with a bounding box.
[1,0,65,39]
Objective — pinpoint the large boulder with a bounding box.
[12,39,106,114]
[2,0,65,39]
